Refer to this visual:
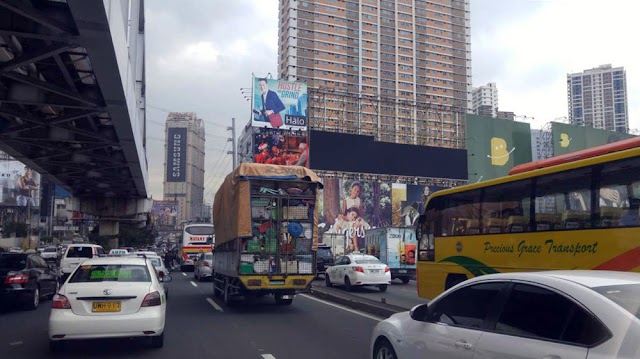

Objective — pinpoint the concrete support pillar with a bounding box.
[99,220,119,236]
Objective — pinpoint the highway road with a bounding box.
[1,271,381,359]
[311,276,428,310]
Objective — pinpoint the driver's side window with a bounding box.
[428,282,507,329]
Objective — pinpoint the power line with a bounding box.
[147,104,231,130]
[205,160,233,200]
[203,141,230,190]
[147,119,229,140]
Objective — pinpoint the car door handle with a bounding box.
[455,341,473,350]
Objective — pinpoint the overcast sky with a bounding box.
[145,0,639,201]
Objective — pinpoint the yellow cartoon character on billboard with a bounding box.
[560,133,572,148]
[488,137,514,166]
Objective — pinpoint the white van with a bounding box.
[59,244,106,279]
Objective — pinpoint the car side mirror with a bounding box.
[163,275,172,283]
[410,303,430,322]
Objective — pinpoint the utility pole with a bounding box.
[227,117,237,169]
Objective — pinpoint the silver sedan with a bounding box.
[371,270,640,359]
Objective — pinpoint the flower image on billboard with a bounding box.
[252,78,307,131]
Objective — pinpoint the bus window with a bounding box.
[599,157,640,227]
[535,167,592,231]
[482,179,532,234]
[440,190,482,237]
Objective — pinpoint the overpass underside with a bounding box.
[0,0,149,234]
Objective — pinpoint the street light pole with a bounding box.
[227,118,237,169]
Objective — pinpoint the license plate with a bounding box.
[269,280,285,285]
[92,301,121,312]
[370,270,380,274]
[398,270,407,273]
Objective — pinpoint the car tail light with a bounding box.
[52,294,72,309]
[141,291,161,307]
[352,266,364,273]
[4,273,28,284]
[384,266,390,273]
[203,261,209,267]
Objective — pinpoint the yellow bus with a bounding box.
[416,137,640,300]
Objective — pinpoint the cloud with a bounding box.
[145,0,279,199]
[472,0,639,129]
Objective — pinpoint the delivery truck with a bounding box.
[212,164,322,305]
[364,227,417,284]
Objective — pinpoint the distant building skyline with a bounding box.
[567,64,628,133]
[471,82,498,118]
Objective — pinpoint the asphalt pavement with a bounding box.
[1,270,381,359]
[312,276,428,310]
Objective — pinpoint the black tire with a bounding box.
[49,340,63,353]
[325,273,333,287]
[274,294,294,306]
[194,271,199,281]
[401,277,410,284]
[344,276,352,292]
[373,338,398,359]
[150,332,164,348]
[26,287,39,310]
[180,265,186,272]
[378,284,388,292]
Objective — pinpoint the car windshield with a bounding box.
[185,226,214,235]
[149,258,162,267]
[43,248,57,252]
[354,258,382,264]
[592,284,640,320]
[69,264,151,283]
[0,255,27,270]
[66,247,93,258]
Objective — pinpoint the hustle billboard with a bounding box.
[166,127,187,182]
[252,78,308,131]
[0,159,41,208]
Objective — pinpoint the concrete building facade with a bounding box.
[567,64,629,133]
[471,82,498,118]
[163,112,206,224]
[277,0,472,149]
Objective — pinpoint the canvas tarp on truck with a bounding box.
[213,163,323,247]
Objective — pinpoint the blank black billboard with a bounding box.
[309,131,467,179]
[166,127,187,182]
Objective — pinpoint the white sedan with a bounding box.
[371,270,640,359]
[325,254,391,292]
[49,256,171,352]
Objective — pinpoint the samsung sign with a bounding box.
[166,127,187,182]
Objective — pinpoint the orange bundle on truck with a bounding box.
[212,163,322,306]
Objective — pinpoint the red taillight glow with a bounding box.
[203,261,209,267]
[384,266,390,273]
[141,291,161,307]
[4,273,28,284]
[352,266,364,273]
[51,294,72,309]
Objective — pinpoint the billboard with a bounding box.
[252,78,308,131]
[551,122,636,156]
[466,114,532,182]
[254,129,309,167]
[166,127,187,182]
[151,200,179,228]
[310,130,467,179]
[391,184,446,226]
[0,160,40,208]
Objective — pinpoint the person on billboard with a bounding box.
[254,78,285,128]
[295,140,309,167]
[17,166,38,207]
[342,181,365,216]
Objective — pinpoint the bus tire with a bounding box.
[444,274,468,291]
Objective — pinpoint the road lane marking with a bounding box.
[190,281,198,287]
[299,294,383,322]
[206,297,224,312]
[261,355,276,359]
[182,272,187,276]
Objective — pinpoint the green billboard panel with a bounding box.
[466,114,532,182]
[551,122,635,156]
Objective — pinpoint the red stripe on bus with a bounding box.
[593,247,640,271]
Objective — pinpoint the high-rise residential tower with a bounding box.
[471,82,498,118]
[567,64,628,133]
[163,112,206,224]
[277,0,472,148]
